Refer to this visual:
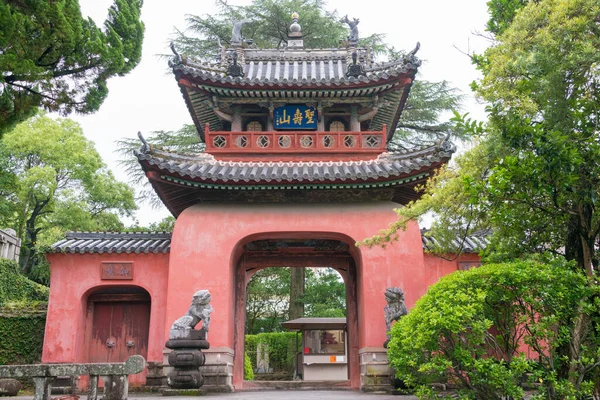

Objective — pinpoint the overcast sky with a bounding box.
[75,0,491,226]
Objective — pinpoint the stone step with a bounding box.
[242,380,352,391]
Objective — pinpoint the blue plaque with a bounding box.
[274,105,317,130]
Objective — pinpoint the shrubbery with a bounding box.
[245,332,300,376]
[244,352,254,380]
[388,258,600,399]
[0,259,49,305]
[0,259,49,365]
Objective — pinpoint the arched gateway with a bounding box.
[44,13,484,392]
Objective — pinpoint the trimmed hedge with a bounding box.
[0,303,47,365]
[244,352,254,380]
[245,332,300,376]
[0,259,49,365]
[0,259,49,305]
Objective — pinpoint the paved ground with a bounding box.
[13,391,418,400]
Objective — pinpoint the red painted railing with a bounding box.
[205,124,386,154]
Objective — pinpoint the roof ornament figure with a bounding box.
[168,42,182,66]
[231,19,250,44]
[404,42,421,67]
[346,51,365,78]
[341,15,360,44]
[227,51,244,77]
[137,131,150,152]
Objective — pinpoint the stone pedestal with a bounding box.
[165,329,208,389]
[358,347,393,392]
[162,347,234,393]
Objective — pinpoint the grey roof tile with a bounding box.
[51,229,486,256]
[421,229,490,254]
[51,232,172,254]
[173,49,419,87]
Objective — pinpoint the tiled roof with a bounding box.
[51,232,171,254]
[421,229,489,253]
[135,139,455,184]
[173,55,419,87]
[50,230,486,255]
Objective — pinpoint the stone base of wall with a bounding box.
[161,347,234,393]
[358,347,393,392]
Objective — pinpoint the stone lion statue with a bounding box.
[169,290,213,339]
[384,287,408,346]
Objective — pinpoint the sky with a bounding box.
[75,0,491,226]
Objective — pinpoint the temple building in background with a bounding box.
[44,14,484,392]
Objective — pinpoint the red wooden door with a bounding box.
[87,294,150,385]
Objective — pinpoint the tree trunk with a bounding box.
[19,198,49,275]
[289,267,305,319]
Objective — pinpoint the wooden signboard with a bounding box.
[101,262,134,280]
[274,105,317,130]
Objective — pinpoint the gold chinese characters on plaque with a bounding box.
[101,262,134,280]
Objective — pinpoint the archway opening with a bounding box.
[234,237,360,388]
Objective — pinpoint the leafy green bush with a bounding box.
[245,332,300,376]
[0,259,49,305]
[244,352,254,380]
[388,257,600,400]
[0,303,47,364]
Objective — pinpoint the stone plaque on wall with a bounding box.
[101,262,134,280]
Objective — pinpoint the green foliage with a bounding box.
[116,124,204,208]
[173,0,358,60]
[365,0,600,275]
[0,303,47,365]
[245,267,346,334]
[388,258,600,399]
[244,352,255,380]
[0,114,137,281]
[303,268,346,318]
[245,332,300,376]
[0,0,144,135]
[246,267,291,334]
[485,0,531,35]
[0,259,49,306]
[0,259,48,365]
[390,80,465,151]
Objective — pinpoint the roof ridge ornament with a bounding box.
[341,15,359,45]
[231,19,250,44]
[346,51,365,78]
[137,131,151,153]
[168,42,182,67]
[288,12,304,48]
[227,51,245,77]
[404,42,421,67]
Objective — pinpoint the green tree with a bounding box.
[0,0,144,135]
[116,124,204,209]
[173,0,356,61]
[245,267,346,333]
[0,114,137,282]
[303,268,346,318]
[364,0,600,274]
[246,267,291,334]
[364,0,600,395]
[389,80,464,151]
[389,258,600,399]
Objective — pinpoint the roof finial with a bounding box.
[290,12,301,34]
[288,12,304,48]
